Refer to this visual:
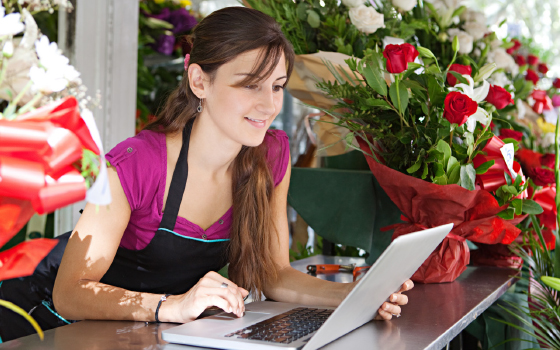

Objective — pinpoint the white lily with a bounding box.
[0,5,24,37]
[452,75,490,132]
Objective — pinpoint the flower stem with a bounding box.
[3,80,33,118]
[15,92,43,117]
[450,130,454,146]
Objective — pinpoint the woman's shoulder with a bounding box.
[263,129,290,187]
[106,130,164,166]
[105,130,166,211]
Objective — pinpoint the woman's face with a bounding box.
[202,49,288,147]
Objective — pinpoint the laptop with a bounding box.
[162,223,454,350]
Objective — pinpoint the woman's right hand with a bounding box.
[161,271,249,323]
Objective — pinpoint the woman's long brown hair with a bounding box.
[145,7,295,299]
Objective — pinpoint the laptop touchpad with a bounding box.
[205,312,270,322]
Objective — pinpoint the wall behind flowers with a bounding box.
[465,0,560,79]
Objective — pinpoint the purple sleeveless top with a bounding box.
[105,129,290,250]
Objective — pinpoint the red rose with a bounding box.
[540,154,556,169]
[443,91,478,126]
[382,43,419,74]
[498,128,523,141]
[532,167,556,186]
[446,64,472,86]
[525,69,539,85]
[553,78,560,89]
[485,84,513,109]
[538,63,549,74]
[527,54,539,66]
[515,55,526,66]
[506,39,521,54]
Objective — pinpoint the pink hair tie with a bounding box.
[184,53,191,71]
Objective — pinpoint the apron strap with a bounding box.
[159,118,194,231]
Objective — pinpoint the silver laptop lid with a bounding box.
[302,223,453,350]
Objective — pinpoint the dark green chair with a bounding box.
[287,165,402,264]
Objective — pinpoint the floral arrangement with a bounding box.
[0,2,108,338]
[136,0,198,133]
[315,38,546,282]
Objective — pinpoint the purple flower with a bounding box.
[149,8,197,35]
[154,34,176,55]
[167,8,197,34]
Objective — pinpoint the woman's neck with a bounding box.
[187,116,242,177]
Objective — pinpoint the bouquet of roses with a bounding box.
[315,39,543,283]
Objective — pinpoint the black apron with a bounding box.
[0,119,230,342]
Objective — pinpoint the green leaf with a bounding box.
[475,160,495,175]
[436,139,452,168]
[421,162,429,179]
[389,81,409,115]
[448,163,461,184]
[433,175,448,185]
[402,79,425,90]
[296,2,308,21]
[504,171,512,186]
[361,61,387,96]
[407,161,422,174]
[451,5,466,18]
[459,164,476,190]
[425,65,441,74]
[365,98,391,109]
[511,198,523,215]
[497,208,515,220]
[307,10,320,28]
[521,199,544,215]
[446,156,458,173]
[541,276,560,291]
[428,76,445,107]
[449,71,470,85]
[433,162,445,177]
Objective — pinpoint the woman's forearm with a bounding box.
[263,266,354,307]
[53,280,176,322]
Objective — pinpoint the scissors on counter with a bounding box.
[306,264,371,281]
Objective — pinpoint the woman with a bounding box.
[1,7,411,339]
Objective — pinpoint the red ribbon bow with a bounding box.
[0,97,100,279]
[473,136,526,197]
[531,90,553,114]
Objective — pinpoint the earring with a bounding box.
[197,98,203,113]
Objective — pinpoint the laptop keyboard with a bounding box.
[224,307,334,344]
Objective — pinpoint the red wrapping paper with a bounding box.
[0,239,58,280]
[358,138,522,283]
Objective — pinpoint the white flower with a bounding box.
[392,0,417,12]
[488,72,511,88]
[0,5,25,37]
[463,21,486,41]
[342,0,365,8]
[448,28,473,54]
[486,48,518,74]
[541,132,556,149]
[453,76,490,132]
[35,35,69,71]
[29,65,67,93]
[349,5,385,34]
[460,9,486,25]
[516,99,526,120]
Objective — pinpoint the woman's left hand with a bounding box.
[375,279,414,321]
